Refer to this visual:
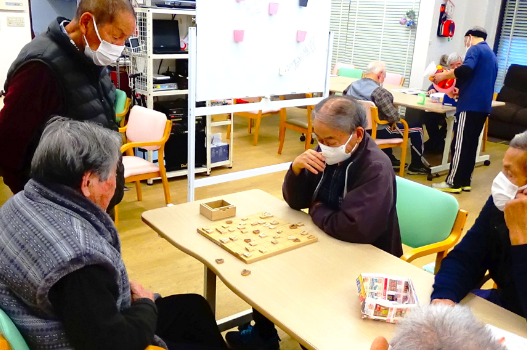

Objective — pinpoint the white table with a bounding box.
[142,190,527,349]
[330,76,504,179]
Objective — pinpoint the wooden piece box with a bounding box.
[200,200,236,221]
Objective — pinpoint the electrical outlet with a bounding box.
[7,17,25,27]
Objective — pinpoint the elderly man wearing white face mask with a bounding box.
[432,130,527,318]
[0,0,135,216]
[225,96,402,350]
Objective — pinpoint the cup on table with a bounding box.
[417,93,426,105]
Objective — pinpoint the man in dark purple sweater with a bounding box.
[226,96,402,350]
[432,130,527,319]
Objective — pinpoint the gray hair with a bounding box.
[390,305,506,350]
[75,0,136,26]
[510,130,527,152]
[366,61,386,75]
[313,95,367,134]
[447,52,463,66]
[31,118,122,189]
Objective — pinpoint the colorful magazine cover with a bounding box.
[356,273,419,323]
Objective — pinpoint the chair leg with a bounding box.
[135,181,143,201]
[160,174,171,205]
[278,127,286,154]
[398,145,407,178]
[305,130,312,151]
[253,116,262,146]
[114,205,119,226]
[248,118,253,134]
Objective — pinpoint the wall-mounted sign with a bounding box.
[0,0,24,11]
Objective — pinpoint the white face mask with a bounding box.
[319,133,358,165]
[491,171,527,211]
[84,17,125,66]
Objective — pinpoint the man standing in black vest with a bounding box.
[0,0,136,212]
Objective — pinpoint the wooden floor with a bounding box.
[0,107,509,349]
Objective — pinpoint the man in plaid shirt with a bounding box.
[346,61,427,175]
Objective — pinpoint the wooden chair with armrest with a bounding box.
[384,73,405,87]
[232,97,282,146]
[331,62,355,75]
[337,67,364,79]
[396,177,468,274]
[358,100,408,177]
[115,106,172,225]
[115,89,131,128]
[278,93,314,154]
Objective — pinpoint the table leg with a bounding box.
[204,266,217,313]
[430,113,455,175]
[475,123,490,164]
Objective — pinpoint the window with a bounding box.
[330,0,420,87]
[495,0,527,91]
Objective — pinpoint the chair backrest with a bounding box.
[357,100,375,131]
[0,308,30,350]
[126,106,168,151]
[384,73,404,87]
[396,177,459,248]
[115,89,128,115]
[337,67,363,79]
[331,62,355,75]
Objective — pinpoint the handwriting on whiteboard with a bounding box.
[281,36,317,75]
[240,0,264,17]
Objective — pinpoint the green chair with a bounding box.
[337,67,364,78]
[0,308,30,350]
[396,177,468,274]
[115,89,131,127]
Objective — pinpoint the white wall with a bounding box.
[30,0,77,36]
[0,2,32,90]
[409,0,502,89]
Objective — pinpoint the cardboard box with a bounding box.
[200,200,236,221]
[356,273,419,323]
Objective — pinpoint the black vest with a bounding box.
[4,17,117,131]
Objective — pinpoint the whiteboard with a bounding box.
[195,0,331,101]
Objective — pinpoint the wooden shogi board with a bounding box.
[197,213,318,263]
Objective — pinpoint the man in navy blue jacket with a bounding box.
[432,130,527,318]
[432,27,497,193]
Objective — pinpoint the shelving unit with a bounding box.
[129,6,233,179]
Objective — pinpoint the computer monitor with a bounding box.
[153,20,182,54]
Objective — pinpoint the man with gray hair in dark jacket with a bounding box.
[226,96,402,350]
[0,0,136,214]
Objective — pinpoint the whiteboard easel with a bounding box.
[186,0,333,202]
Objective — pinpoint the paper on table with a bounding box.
[391,88,425,95]
[486,324,527,349]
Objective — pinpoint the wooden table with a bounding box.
[330,76,504,178]
[142,189,527,349]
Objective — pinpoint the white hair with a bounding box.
[366,61,386,75]
[510,130,527,152]
[31,117,122,189]
[447,52,463,66]
[390,305,506,350]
